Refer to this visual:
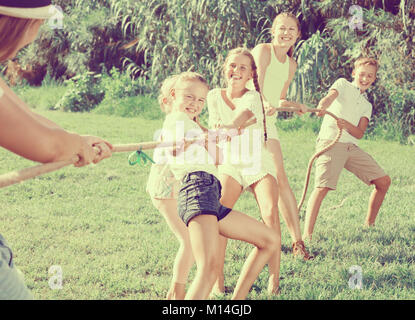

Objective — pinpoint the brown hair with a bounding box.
[271,12,301,58]
[354,57,379,72]
[223,47,268,142]
[0,15,36,62]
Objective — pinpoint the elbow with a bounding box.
[355,131,365,140]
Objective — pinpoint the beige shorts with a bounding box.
[146,164,180,199]
[314,139,386,190]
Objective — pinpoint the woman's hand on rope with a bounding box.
[76,135,113,167]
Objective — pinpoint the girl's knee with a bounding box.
[259,199,278,222]
[198,257,220,283]
[263,228,281,252]
[276,170,289,188]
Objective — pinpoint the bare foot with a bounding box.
[267,274,280,296]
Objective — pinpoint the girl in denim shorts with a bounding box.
[146,75,223,299]
[157,71,280,300]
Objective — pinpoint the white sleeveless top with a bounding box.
[262,46,290,105]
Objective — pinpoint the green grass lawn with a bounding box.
[1,110,414,300]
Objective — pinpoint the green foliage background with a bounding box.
[12,0,415,141]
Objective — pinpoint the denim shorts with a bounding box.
[178,171,232,226]
[0,234,33,300]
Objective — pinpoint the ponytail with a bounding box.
[252,70,268,143]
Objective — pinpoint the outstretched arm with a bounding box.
[316,89,339,116]
[279,57,307,115]
[0,79,112,166]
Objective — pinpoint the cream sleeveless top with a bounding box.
[262,46,290,105]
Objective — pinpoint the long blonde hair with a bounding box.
[0,15,37,62]
[223,47,268,142]
[271,12,301,58]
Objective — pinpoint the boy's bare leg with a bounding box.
[303,187,330,241]
[365,175,391,226]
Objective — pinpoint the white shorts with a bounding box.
[146,164,180,199]
[218,148,277,190]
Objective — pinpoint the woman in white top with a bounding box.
[251,12,311,260]
[208,47,282,295]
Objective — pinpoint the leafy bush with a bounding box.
[55,72,105,112]
[100,67,145,101]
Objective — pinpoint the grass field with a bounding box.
[1,109,414,300]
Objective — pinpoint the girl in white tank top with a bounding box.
[250,12,312,261]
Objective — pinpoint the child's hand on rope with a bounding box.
[316,102,327,117]
[296,103,308,115]
[336,118,347,130]
[265,100,277,116]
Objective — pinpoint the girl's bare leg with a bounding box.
[211,235,228,295]
[210,174,243,296]
[266,139,302,242]
[365,175,391,226]
[219,210,280,300]
[151,198,194,300]
[185,215,221,300]
[251,174,281,294]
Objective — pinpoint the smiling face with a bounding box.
[171,79,208,120]
[224,53,253,89]
[271,16,300,49]
[352,64,377,92]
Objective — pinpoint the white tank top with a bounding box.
[262,46,290,105]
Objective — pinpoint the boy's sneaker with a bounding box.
[292,240,313,260]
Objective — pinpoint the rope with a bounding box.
[0,135,212,189]
[242,106,341,214]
